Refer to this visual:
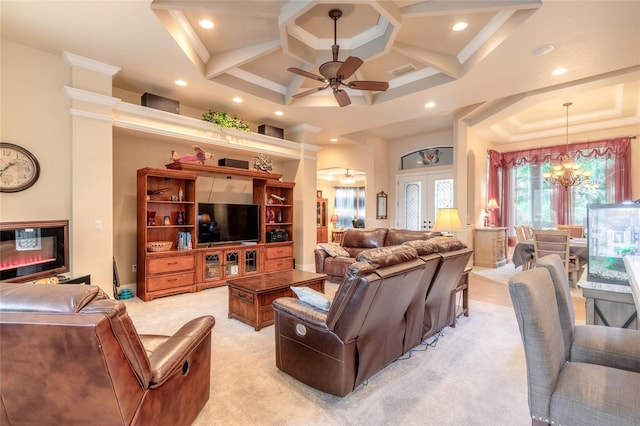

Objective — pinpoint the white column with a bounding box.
[63,52,120,295]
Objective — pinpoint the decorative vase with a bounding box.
[276,210,283,223]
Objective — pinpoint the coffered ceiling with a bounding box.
[2,1,639,146]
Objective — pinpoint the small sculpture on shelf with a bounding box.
[254,153,273,172]
[270,193,286,204]
[171,145,213,164]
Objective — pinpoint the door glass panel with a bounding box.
[404,182,421,230]
[434,178,454,218]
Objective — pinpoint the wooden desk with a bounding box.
[227,270,326,331]
[332,231,345,243]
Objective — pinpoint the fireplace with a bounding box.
[0,220,69,282]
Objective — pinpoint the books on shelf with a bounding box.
[176,232,192,250]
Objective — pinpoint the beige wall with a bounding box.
[0,41,72,221]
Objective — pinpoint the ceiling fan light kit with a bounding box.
[288,9,389,107]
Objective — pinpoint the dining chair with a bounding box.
[514,226,527,243]
[557,224,584,238]
[508,268,640,426]
[514,226,533,270]
[533,229,581,286]
[521,225,533,239]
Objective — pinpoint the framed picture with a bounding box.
[376,191,387,219]
[316,190,323,198]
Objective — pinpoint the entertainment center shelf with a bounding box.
[137,164,295,301]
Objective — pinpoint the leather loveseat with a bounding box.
[274,240,472,397]
[0,283,215,425]
[314,228,442,282]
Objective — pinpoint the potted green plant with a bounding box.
[201,110,251,132]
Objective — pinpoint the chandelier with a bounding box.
[543,102,591,188]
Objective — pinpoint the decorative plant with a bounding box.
[201,110,251,132]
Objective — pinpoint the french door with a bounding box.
[396,171,454,230]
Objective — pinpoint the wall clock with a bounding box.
[0,142,40,192]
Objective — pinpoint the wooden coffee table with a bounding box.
[227,270,326,331]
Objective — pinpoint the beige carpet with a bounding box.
[124,282,531,426]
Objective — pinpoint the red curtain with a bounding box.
[487,137,633,228]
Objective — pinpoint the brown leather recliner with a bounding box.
[0,283,215,425]
[403,238,473,340]
[422,248,473,339]
[273,245,427,397]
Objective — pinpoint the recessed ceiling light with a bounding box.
[232,97,243,103]
[330,138,337,142]
[175,80,187,87]
[531,44,554,56]
[274,111,283,116]
[199,19,214,29]
[552,67,567,76]
[425,102,436,108]
[452,22,468,31]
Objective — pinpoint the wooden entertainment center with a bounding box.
[137,164,295,301]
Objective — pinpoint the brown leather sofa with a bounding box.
[0,283,215,425]
[315,228,442,282]
[274,245,429,397]
[274,239,472,397]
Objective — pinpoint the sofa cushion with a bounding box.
[384,229,441,246]
[340,228,388,249]
[317,243,350,258]
[356,245,419,269]
[404,236,466,255]
[290,286,331,311]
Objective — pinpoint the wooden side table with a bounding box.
[449,266,472,327]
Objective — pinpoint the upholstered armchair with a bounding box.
[535,254,640,372]
[0,283,215,425]
[508,268,640,425]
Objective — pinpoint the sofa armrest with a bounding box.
[314,249,330,274]
[146,315,215,387]
[273,297,330,329]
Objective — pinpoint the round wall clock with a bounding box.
[0,142,40,193]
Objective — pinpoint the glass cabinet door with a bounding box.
[244,249,258,274]
[225,250,240,277]
[204,253,221,280]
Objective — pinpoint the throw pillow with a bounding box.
[290,286,331,311]
[317,243,350,258]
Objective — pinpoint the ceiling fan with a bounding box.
[287,9,389,107]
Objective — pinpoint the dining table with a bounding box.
[512,237,588,268]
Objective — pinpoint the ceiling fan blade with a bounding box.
[336,56,363,79]
[333,89,351,107]
[348,80,389,91]
[292,86,328,98]
[287,67,326,82]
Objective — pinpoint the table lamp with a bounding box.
[487,198,500,227]
[330,214,339,230]
[433,208,463,236]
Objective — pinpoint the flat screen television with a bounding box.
[587,202,640,285]
[197,203,259,246]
